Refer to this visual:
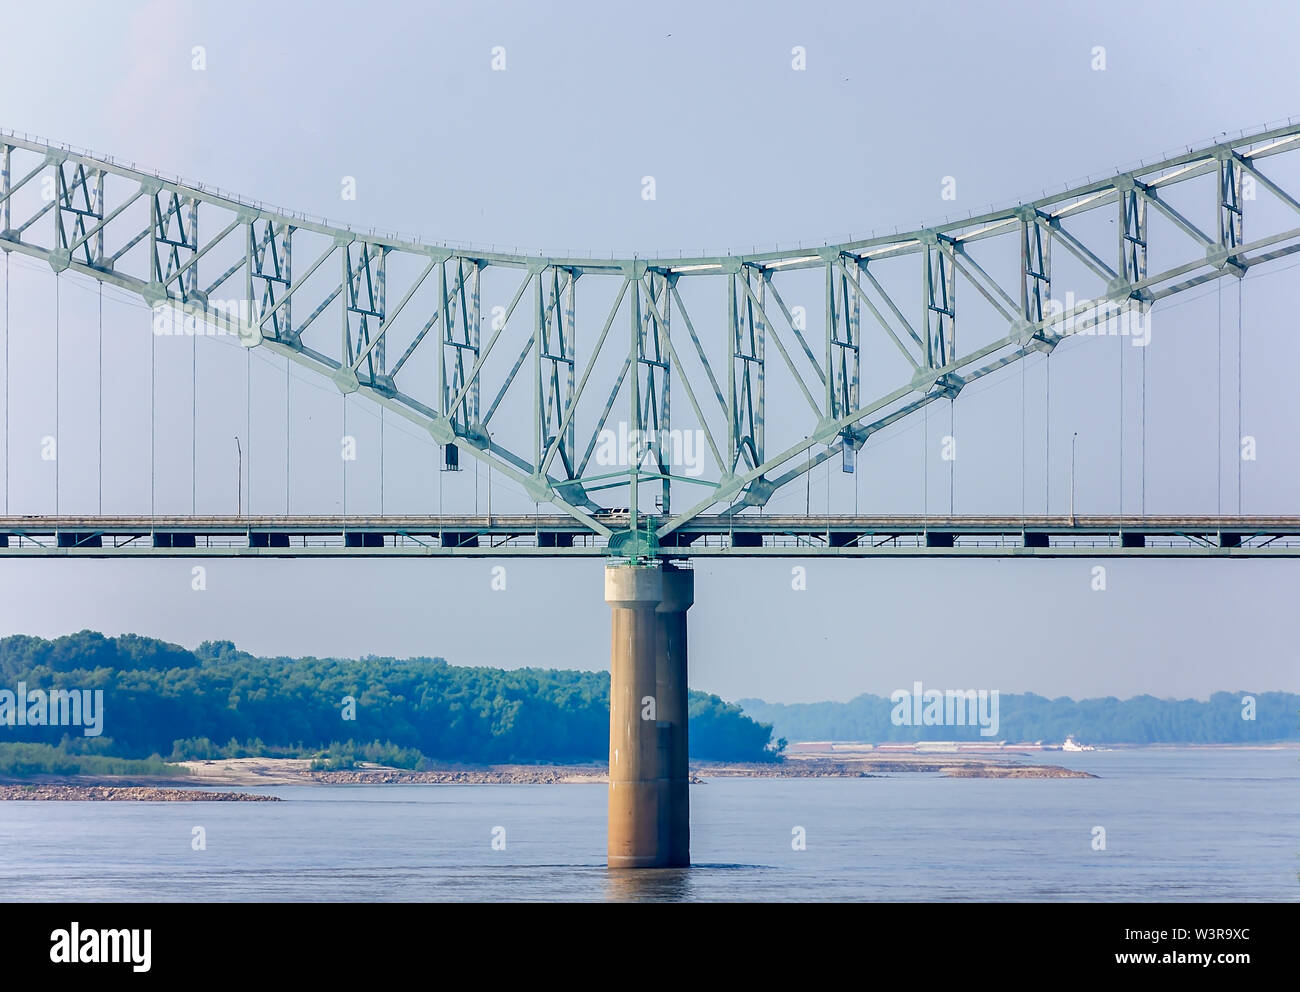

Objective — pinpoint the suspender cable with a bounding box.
[192,321,196,513]
[342,394,347,517]
[98,282,102,514]
[1238,278,1244,513]
[1119,325,1124,514]
[245,349,251,516]
[54,274,59,515]
[1217,279,1222,516]
[1141,324,1146,516]
[1045,352,1051,514]
[1020,350,1026,523]
[150,294,155,518]
[3,253,7,515]
[285,357,290,514]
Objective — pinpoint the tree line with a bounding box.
[0,631,776,764]
[738,690,1300,744]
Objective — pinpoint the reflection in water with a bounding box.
[604,867,694,902]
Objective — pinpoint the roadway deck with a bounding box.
[1,515,1297,557]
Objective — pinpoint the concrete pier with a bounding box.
[656,564,693,867]
[605,562,693,868]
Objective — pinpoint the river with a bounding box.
[1,748,1295,901]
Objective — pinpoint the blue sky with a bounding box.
[0,0,1297,702]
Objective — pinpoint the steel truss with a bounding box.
[3,123,1300,556]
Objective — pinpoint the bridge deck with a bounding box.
[1,515,1297,557]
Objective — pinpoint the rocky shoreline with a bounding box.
[0,754,1095,796]
[305,764,610,785]
[698,758,1094,779]
[0,784,280,801]
[939,764,1093,779]
[299,758,1092,784]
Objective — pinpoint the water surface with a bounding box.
[1,748,1295,901]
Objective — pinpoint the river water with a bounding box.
[1,748,1295,901]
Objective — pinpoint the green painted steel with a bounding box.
[1,515,1298,558]
[3,123,1300,552]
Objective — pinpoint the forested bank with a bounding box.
[0,631,776,765]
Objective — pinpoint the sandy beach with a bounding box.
[169,752,1096,786]
[0,751,1096,798]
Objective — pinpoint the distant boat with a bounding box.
[1062,735,1095,752]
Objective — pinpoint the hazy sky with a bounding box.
[0,0,1298,703]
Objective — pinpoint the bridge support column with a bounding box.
[605,562,692,868]
[656,564,693,868]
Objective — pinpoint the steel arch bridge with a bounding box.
[3,122,1300,560]
[4,121,1300,870]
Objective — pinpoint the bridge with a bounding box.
[2,120,1299,868]
[4,514,1300,556]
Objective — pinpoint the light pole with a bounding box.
[1070,431,1078,524]
[235,436,242,517]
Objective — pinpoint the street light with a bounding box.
[235,436,242,517]
[1070,431,1078,523]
